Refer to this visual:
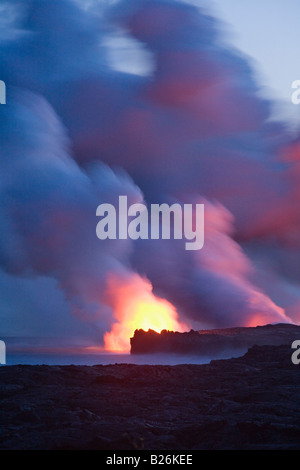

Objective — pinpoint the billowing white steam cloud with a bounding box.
[0,0,299,347]
[0,89,143,343]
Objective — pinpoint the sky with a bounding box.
[1,0,300,351]
[212,0,300,129]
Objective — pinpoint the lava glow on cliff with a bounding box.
[104,274,188,352]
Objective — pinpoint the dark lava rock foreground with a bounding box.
[1,344,300,450]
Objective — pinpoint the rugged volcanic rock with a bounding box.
[130,323,300,356]
[1,344,300,450]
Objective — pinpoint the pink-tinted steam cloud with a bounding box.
[0,0,299,346]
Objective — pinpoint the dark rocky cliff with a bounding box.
[130,323,300,356]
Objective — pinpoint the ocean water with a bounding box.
[6,352,212,366]
[5,350,244,366]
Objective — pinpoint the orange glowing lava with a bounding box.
[104,273,188,352]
